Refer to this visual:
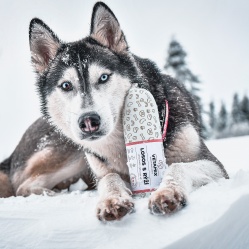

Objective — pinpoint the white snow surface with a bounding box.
[1,136,249,249]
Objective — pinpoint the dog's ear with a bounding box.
[90,2,128,53]
[29,18,61,74]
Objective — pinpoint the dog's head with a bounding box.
[29,2,140,145]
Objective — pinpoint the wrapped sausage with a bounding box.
[123,87,168,195]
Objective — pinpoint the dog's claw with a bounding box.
[97,196,135,222]
[148,186,187,215]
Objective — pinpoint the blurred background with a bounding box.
[0,0,249,159]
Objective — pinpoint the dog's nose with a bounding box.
[78,112,101,134]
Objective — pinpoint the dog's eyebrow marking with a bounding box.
[77,54,86,93]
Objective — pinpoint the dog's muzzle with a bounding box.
[78,112,100,134]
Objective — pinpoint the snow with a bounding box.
[69,178,88,192]
[1,136,249,249]
[167,195,249,249]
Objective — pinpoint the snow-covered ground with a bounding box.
[0,136,249,249]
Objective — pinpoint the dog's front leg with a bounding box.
[85,150,134,221]
[148,160,224,215]
[96,173,134,221]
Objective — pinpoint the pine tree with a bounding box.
[164,40,186,82]
[217,103,228,132]
[165,39,206,136]
[240,95,249,122]
[209,101,216,130]
[164,39,201,105]
[231,93,241,124]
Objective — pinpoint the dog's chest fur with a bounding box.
[82,118,130,180]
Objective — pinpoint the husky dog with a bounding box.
[0,2,228,221]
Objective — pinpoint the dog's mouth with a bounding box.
[79,131,105,141]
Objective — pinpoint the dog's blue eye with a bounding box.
[60,82,73,91]
[99,74,109,84]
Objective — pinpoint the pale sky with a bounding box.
[0,0,249,157]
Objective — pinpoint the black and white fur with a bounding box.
[0,2,228,221]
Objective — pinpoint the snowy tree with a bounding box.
[214,95,249,139]
[231,93,241,124]
[164,39,201,105]
[240,95,249,122]
[164,39,205,136]
[217,103,228,132]
[164,40,186,81]
[209,101,216,130]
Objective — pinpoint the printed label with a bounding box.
[126,140,167,194]
[123,87,168,194]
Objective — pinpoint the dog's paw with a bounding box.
[97,196,135,222]
[16,186,55,197]
[148,186,187,215]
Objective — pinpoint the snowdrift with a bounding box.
[0,136,249,249]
